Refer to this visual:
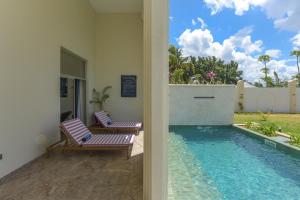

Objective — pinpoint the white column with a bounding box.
[236,80,245,112]
[143,0,169,199]
[288,79,297,114]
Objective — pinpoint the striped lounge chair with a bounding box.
[93,111,142,135]
[47,118,135,159]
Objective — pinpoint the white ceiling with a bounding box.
[89,0,143,13]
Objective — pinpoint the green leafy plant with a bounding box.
[289,133,300,147]
[245,120,278,137]
[89,86,112,111]
[258,121,278,137]
[245,121,260,131]
[245,121,252,129]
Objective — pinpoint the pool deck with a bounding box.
[0,132,144,200]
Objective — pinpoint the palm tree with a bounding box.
[168,45,188,81]
[290,50,300,75]
[168,45,187,73]
[258,55,271,80]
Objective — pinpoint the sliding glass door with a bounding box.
[60,48,87,123]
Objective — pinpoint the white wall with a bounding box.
[95,14,143,122]
[169,85,236,125]
[0,0,96,179]
[297,88,300,112]
[242,88,290,113]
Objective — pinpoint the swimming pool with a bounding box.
[168,126,300,200]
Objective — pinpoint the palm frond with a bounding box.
[101,94,110,103]
[102,86,112,96]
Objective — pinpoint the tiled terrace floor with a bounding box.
[0,133,144,200]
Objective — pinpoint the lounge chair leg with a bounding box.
[127,151,130,160]
[46,140,63,158]
[127,145,133,159]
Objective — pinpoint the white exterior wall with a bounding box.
[169,85,236,125]
[0,0,96,179]
[95,14,143,122]
[297,88,300,112]
[243,88,290,113]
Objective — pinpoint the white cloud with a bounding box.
[268,59,298,80]
[178,29,216,57]
[203,0,266,16]
[265,49,281,58]
[262,0,300,32]
[228,27,263,54]
[192,19,196,26]
[169,16,174,21]
[197,17,207,29]
[203,0,300,32]
[291,33,300,48]
[178,27,262,58]
[178,26,297,82]
[191,17,207,29]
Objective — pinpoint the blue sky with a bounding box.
[169,0,300,82]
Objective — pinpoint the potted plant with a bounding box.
[89,86,112,111]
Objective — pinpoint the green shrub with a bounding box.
[245,121,252,129]
[245,121,278,137]
[258,121,278,137]
[290,133,300,147]
[245,121,260,130]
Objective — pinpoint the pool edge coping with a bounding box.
[233,124,300,153]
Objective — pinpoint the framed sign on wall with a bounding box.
[121,75,137,97]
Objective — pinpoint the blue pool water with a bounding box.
[168,126,300,200]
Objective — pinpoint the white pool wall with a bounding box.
[169,84,236,125]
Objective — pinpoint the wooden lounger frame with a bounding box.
[47,130,134,159]
[93,112,141,135]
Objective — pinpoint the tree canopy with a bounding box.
[169,45,243,84]
[169,45,298,87]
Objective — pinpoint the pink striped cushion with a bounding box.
[108,121,142,129]
[61,118,91,145]
[94,111,111,127]
[82,134,135,146]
